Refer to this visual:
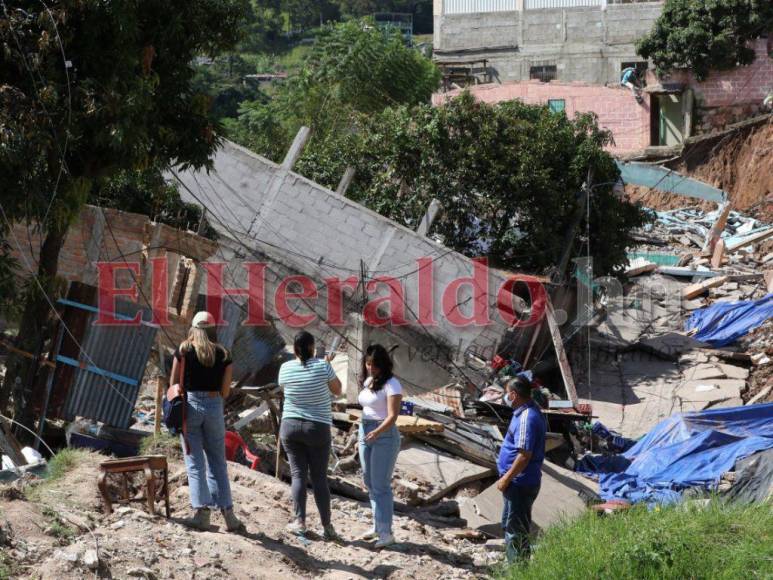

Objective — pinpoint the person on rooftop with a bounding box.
[621,66,643,103]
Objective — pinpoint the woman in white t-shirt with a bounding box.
[357,344,403,548]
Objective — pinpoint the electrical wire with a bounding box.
[0,413,55,457]
[0,204,139,410]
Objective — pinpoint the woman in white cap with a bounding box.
[169,311,244,532]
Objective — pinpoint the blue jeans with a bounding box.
[359,420,401,536]
[182,392,233,510]
[502,484,540,562]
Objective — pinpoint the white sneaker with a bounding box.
[286,519,306,535]
[374,534,395,548]
[358,529,378,541]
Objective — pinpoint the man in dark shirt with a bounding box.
[496,376,546,561]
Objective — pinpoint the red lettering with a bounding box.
[325,276,359,326]
[275,275,318,327]
[204,262,268,326]
[96,262,141,325]
[150,256,171,326]
[441,258,491,327]
[416,257,437,326]
[363,277,408,327]
[496,275,548,327]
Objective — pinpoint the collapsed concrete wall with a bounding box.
[174,140,532,394]
[434,1,664,84]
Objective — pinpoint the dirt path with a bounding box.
[1,452,496,579]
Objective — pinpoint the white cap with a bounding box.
[191,311,216,329]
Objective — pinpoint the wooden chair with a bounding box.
[98,455,170,518]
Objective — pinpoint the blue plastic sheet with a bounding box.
[577,404,773,504]
[685,294,773,347]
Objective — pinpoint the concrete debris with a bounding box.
[82,549,100,570]
[395,443,495,504]
[459,461,597,538]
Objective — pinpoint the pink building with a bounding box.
[434,38,773,156]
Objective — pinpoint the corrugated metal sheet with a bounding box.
[62,301,157,428]
[445,0,516,15]
[231,323,285,380]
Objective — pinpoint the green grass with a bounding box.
[497,500,773,580]
[139,432,181,460]
[41,507,75,541]
[0,553,15,580]
[25,448,91,502]
[44,448,90,482]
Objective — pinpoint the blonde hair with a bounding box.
[181,327,220,368]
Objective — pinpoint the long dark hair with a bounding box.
[361,344,394,392]
[294,331,315,367]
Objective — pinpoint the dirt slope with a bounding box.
[627,117,773,222]
[1,452,494,579]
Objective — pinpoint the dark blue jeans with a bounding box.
[501,484,540,562]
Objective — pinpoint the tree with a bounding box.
[89,169,218,240]
[298,93,649,277]
[637,0,773,80]
[227,18,440,160]
[0,0,249,431]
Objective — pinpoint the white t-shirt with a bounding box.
[358,377,403,421]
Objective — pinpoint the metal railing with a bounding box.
[444,0,517,15]
[443,0,661,13]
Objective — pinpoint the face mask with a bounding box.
[506,393,518,408]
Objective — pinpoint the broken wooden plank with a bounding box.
[703,202,732,253]
[625,259,657,277]
[710,238,726,269]
[747,386,772,406]
[546,300,579,407]
[233,403,269,431]
[659,266,719,278]
[347,409,444,434]
[765,270,773,294]
[726,227,773,252]
[683,276,729,300]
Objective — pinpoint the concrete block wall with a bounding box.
[435,11,520,52]
[435,80,651,153]
[605,3,664,46]
[435,1,664,84]
[176,141,525,388]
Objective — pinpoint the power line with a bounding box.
[0,203,139,410]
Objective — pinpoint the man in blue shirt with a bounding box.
[496,376,546,561]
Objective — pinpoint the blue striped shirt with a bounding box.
[278,358,336,425]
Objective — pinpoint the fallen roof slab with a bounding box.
[459,461,597,538]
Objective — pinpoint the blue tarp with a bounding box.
[685,294,773,347]
[577,404,773,504]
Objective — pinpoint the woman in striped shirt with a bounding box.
[278,331,342,539]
